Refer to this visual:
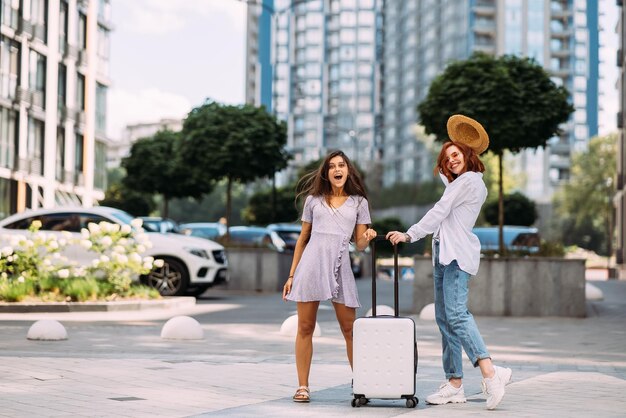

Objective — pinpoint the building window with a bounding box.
[56,128,65,181]
[0,36,20,100]
[27,117,45,175]
[58,63,67,110]
[1,0,19,30]
[76,73,85,111]
[59,1,69,54]
[77,12,87,50]
[0,106,18,170]
[96,82,107,134]
[97,25,110,76]
[29,50,46,108]
[75,133,83,184]
[30,0,48,43]
[94,140,106,190]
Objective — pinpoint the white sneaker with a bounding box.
[482,366,512,410]
[426,382,466,405]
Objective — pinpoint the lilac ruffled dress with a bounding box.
[286,195,371,308]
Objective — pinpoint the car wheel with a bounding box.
[142,257,189,296]
[185,284,212,297]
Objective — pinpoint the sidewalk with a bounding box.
[0,279,625,417]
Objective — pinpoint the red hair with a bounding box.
[435,141,485,182]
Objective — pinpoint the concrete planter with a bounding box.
[225,248,293,292]
[225,248,373,292]
[412,256,586,317]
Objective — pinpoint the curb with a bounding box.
[0,297,197,313]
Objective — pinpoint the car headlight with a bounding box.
[184,247,210,259]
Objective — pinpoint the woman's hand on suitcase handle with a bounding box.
[386,230,409,245]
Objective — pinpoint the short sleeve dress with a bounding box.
[286,195,371,308]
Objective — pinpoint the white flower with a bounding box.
[119,238,128,246]
[87,222,100,234]
[7,255,13,262]
[62,231,73,239]
[57,269,70,279]
[110,223,121,233]
[113,245,125,254]
[48,241,59,250]
[99,255,110,263]
[1,272,7,279]
[121,225,131,234]
[100,236,113,247]
[81,240,93,249]
[17,275,25,283]
[154,259,165,268]
[136,244,146,253]
[115,254,128,264]
[1,246,13,256]
[81,228,90,239]
[142,261,153,270]
[98,221,111,233]
[130,218,143,229]
[31,220,42,229]
[43,259,52,266]
[91,259,100,267]
[129,252,142,263]
[58,239,67,246]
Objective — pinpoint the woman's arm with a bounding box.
[354,224,377,251]
[282,221,312,300]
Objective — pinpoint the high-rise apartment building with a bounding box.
[617,0,625,279]
[0,0,110,218]
[381,0,599,202]
[246,0,383,176]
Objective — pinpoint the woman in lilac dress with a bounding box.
[282,150,376,403]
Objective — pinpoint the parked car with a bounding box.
[180,222,227,241]
[265,223,366,277]
[139,217,181,234]
[266,223,302,253]
[473,226,541,254]
[227,226,277,250]
[0,207,228,296]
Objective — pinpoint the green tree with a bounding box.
[418,52,573,254]
[242,187,300,225]
[99,168,155,216]
[122,130,198,218]
[180,101,290,233]
[553,134,617,255]
[483,192,537,226]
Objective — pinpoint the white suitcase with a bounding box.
[352,236,418,408]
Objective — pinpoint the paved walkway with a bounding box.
[0,279,625,417]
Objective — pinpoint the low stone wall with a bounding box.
[225,248,373,292]
[412,256,586,317]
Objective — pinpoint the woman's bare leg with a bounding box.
[295,301,320,386]
[333,302,357,368]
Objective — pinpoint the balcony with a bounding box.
[551,45,571,58]
[29,90,45,109]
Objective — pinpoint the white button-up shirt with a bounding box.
[405,171,487,275]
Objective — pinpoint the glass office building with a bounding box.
[246,0,383,179]
[381,0,599,201]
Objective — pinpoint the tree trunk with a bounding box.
[271,173,277,223]
[498,153,505,255]
[225,176,232,241]
[163,196,169,219]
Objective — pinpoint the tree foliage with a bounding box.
[242,187,300,225]
[99,168,155,216]
[418,52,573,253]
[553,134,618,255]
[121,130,198,217]
[483,192,537,226]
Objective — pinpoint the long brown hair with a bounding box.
[435,141,485,183]
[296,150,368,205]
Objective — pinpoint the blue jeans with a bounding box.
[433,241,490,379]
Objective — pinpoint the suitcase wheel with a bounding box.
[351,397,368,407]
[405,396,418,408]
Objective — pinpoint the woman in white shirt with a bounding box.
[387,115,512,410]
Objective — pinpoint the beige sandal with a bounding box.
[293,386,310,403]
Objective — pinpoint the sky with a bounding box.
[107,0,620,140]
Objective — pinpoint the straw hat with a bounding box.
[446,114,489,155]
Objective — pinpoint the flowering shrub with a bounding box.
[0,219,162,302]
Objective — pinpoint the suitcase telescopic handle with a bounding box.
[370,235,399,317]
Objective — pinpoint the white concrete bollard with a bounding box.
[365,304,395,317]
[280,314,321,337]
[419,303,436,321]
[27,320,68,341]
[585,283,604,301]
[160,316,204,340]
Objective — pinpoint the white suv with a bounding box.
[0,206,228,296]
